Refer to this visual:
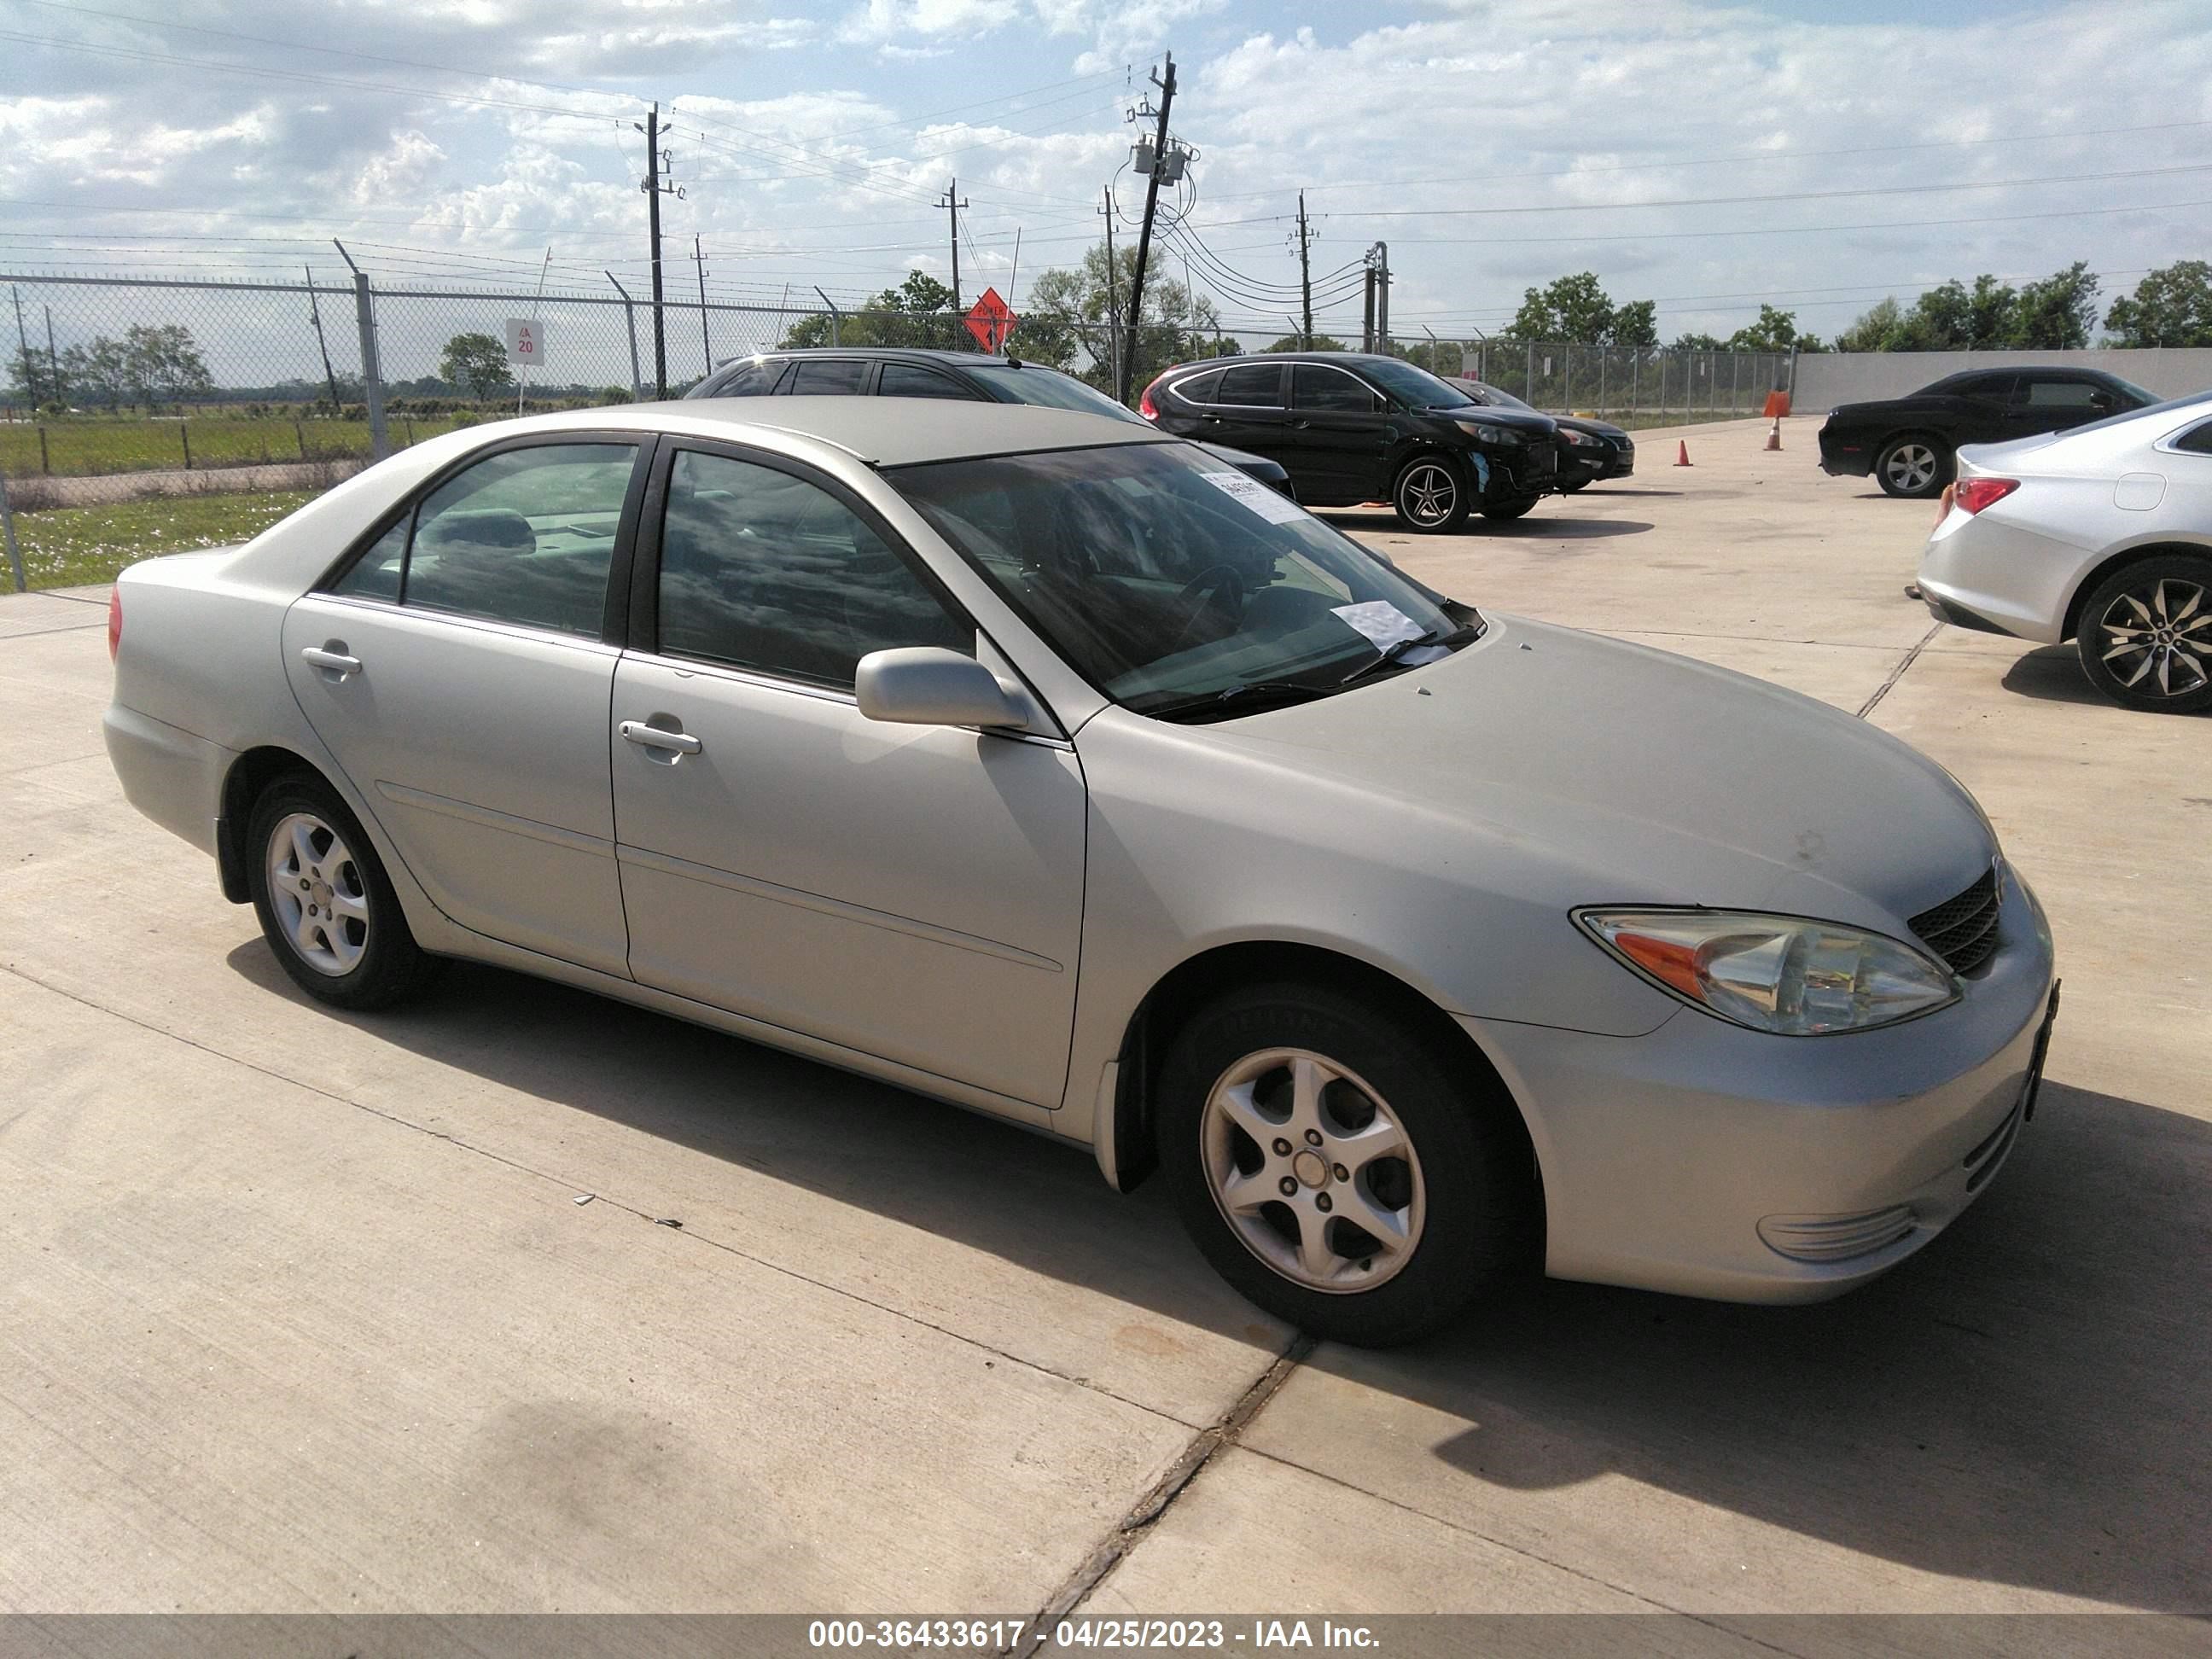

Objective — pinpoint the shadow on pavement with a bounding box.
[1322,509,1654,540]
[224,941,2211,1606]
[2000,642,2209,715]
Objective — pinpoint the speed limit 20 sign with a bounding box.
[505,318,546,366]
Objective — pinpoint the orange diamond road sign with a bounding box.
[965,288,1016,352]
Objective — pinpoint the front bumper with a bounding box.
[1818,429,1871,477]
[1461,867,2058,1304]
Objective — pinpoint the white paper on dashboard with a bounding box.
[1197,469,1309,526]
[1330,600,1433,652]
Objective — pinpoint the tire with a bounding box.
[247,771,443,1010]
[1875,434,1950,499]
[2074,554,2212,714]
[1481,497,1539,521]
[1391,454,1471,534]
[1155,982,1537,1347]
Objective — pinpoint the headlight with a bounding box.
[1558,428,1596,445]
[1575,909,1959,1035]
[1452,419,1522,446]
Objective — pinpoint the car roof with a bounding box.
[713,346,1039,368]
[524,396,1171,467]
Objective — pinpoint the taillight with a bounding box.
[107,584,122,661]
[1138,385,1159,420]
[1953,477,2018,515]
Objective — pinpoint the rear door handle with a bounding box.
[300,646,362,677]
[620,719,702,755]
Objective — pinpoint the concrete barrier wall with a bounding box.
[1793,348,2212,413]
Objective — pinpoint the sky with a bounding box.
[3,0,2210,365]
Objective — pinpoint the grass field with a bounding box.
[0,414,479,479]
[8,491,321,591]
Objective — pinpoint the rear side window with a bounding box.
[1292,364,1379,413]
[2018,379,2104,407]
[1170,368,1224,405]
[655,451,971,688]
[2174,421,2212,455]
[787,358,869,394]
[1216,364,1284,408]
[877,363,976,400]
[331,443,636,637]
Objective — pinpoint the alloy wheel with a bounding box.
[1884,443,1939,494]
[1398,462,1458,527]
[1201,1047,1427,1293]
[2098,577,2210,700]
[265,811,370,976]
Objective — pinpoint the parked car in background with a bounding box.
[103,399,2057,1346]
[1819,367,2158,499]
[1918,392,2212,713]
[1451,378,1635,490]
[684,346,1295,500]
[1140,352,1562,533]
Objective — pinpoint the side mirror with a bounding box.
[855,647,1030,731]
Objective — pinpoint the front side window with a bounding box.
[333,442,634,637]
[787,358,869,395]
[655,450,971,688]
[707,360,779,397]
[1359,358,1476,410]
[1292,364,1379,413]
[1215,364,1285,408]
[890,441,1468,720]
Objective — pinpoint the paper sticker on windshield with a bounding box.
[1330,601,1429,651]
[1198,469,1307,526]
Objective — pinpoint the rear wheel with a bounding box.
[247,772,442,1010]
[1155,983,1536,1346]
[1391,454,1470,533]
[2075,555,2212,713]
[1875,434,1949,498]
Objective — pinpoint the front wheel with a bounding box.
[1391,455,1470,534]
[2075,555,2212,713]
[1876,434,1949,498]
[247,771,442,1010]
[1155,983,1537,1346]
[1481,497,1538,521]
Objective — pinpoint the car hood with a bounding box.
[1433,405,1557,435]
[1556,416,1630,444]
[1206,614,1994,932]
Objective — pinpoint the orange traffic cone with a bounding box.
[1764,417,1782,451]
[1674,439,1693,467]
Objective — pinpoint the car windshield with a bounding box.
[2056,392,2212,442]
[2108,374,2158,405]
[965,363,1144,423]
[888,440,1471,720]
[1360,358,1476,410]
[1464,380,1534,411]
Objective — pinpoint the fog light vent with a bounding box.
[1757,1206,1917,1264]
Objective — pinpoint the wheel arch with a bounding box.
[2060,539,2212,642]
[217,744,336,904]
[1104,940,1543,1223]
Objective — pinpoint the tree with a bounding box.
[1830,296,1904,352]
[2011,262,2099,349]
[1509,271,1615,343]
[2104,260,2212,346]
[4,344,49,406]
[1610,300,1657,348]
[1020,244,1228,394]
[780,271,964,352]
[440,331,515,400]
[1669,331,1726,352]
[1726,305,1802,352]
[119,323,214,409]
[1263,332,1348,352]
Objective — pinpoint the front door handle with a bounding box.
[620,719,703,756]
[300,645,362,677]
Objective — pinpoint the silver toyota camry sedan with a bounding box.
[104,399,2059,1345]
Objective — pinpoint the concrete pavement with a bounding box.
[2,419,2206,1619]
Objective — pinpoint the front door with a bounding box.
[1284,362,1388,504]
[283,437,648,975]
[609,444,1087,1109]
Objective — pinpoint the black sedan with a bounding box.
[1450,378,1634,490]
[1138,352,1560,533]
[1817,366,2157,498]
[684,346,1295,499]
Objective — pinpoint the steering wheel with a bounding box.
[1168,562,1246,650]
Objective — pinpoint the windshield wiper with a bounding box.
[1337,624,1480,687]
[1143,678,1336,721]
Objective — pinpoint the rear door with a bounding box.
[283,435,649,975]
[876,362,981,400]
[608,441,1087,1108]
[1285,362,1388,504]
[779,358,870,395]
[1193,362,1290,457]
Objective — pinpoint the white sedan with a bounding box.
[1918,391,2212,713]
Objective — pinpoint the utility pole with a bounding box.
[1362,264,1376,352]
[938,178,969,313]
[1119,50,1176,405]
[1374,239,1389,351]
[1099,188,1121,393]
[693,235,713,375]
[10,287,37,406]
[635,103,671,397]
[1293,193,1313,348]
[44,305,61,406]
[306,265,343,411]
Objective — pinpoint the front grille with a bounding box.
[1910,865,2002,977]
